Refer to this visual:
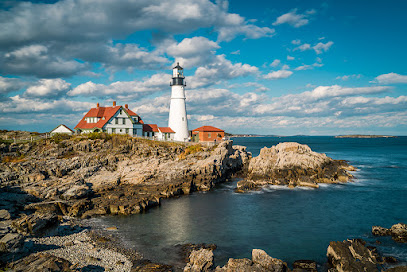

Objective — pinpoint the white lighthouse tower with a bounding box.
[168,63,189,141]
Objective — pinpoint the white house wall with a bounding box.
[51,125,73,134]
[103,108,143,136]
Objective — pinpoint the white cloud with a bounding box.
[273,9,311,28]
[295,43,311,51]
[264,70,293,80]
[270,59,281,67]
[291,39,301,45]
[313,41,334,54]
[231,50,240,55]
[287,55,295,60]
[336,74,362,81]
[374,73,407,84]
[68,73,169,99]
[25,79,71,98]
[188,55,258,88]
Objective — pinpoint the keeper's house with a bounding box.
[74,101,144,136]
[192,126,224,142]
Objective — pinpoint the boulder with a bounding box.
[385,266,407,272]
[327,239,379,272]
[184,248,214,272]
[390,223,407,243]
[252,249,287,272]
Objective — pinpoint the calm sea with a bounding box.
[92,136,407,269]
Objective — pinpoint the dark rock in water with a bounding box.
[327,239,379,272]
[292,260,317,271]
[235,180,260,193]
[390,223,407,243]
[372,223,407,243]
[372,226,392,236]
[10,252,71,272]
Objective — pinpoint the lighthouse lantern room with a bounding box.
[168,63,189,142]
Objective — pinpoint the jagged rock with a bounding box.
[327,239,379,272]
[215,249,287,272]
[178,243,217,263]
[292,260,317,272]
[10,252,71,272]
[252,249,287,272]
[372,223,407,243]
[0,232,24,252]
[12,212,57,236]
[0,209,11,220]
[184,248,214,272]
[372,226,391,236]
[390,223,407,243]
[242,142,354,191]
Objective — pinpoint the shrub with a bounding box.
[87,132,112,141]
[51,133,72,144]
[178,144,203,160]
[2,154,26,163]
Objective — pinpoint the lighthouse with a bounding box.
[168,63,189,141]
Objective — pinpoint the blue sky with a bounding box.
[0,0,406,135]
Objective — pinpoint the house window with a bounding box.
[112,128,116,133]
[134,117,138,122]
[122,118,126,125]
[208,132,211,138]
[120,129,122,132]
[115,118,118,124]
[119,109,122,115]
[133,129,137,136]
[125,128,129,134]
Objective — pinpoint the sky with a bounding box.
[0,0,406,135]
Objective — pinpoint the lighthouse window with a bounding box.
[182,117,184,121]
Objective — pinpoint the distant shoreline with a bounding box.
[335,135,397,138]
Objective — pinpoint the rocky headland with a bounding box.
[236,142,356,192]
[1,133,405,271]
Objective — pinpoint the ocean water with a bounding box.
[94,136,407,269]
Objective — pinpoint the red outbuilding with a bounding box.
[192,126,225,142]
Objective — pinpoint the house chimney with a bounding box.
[113,101,116,107]
[125,104,128,109]
[97,103,99,108]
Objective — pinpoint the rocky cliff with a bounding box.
[236,142,356,192]
[0,135,250,219]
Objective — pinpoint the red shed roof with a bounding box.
[158,127,175,133]
[75,105,144,130]
[143,124,159,132]
[192,126,224,132]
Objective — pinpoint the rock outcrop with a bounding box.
[372,223,407,243]
[238,142,355,191]
[327,238,400,272]
[184,248,214,272]
[215,249,288,272]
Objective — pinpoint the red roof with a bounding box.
[74,105,144,130]
[143,124,159,132]
[158,127,175,133]
[192,126,224,132]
